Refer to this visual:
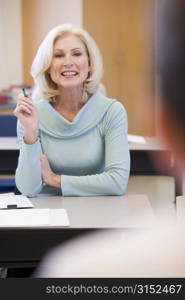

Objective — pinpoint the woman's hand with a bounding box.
[14,93,39,144]
[40,154,61,188]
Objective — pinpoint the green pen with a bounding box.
[22,87,27,97]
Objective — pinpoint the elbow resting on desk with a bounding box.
[62,167,130,197]
[111,184,127,196]
[14,165,130,197]
[15,178,42,197]
[108,171,129,196]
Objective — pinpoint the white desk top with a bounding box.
[29,194,155,229]
[0,137,19,150]
[0,136,168,151]
[129,136,168,151]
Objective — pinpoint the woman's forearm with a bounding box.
[15,140,43,196]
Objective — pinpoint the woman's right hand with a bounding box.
[14,93,39,144]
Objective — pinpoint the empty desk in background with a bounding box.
[129,136,182,197]
[0,194,154,268]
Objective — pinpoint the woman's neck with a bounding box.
[54,86,88,113]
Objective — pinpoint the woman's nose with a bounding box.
[63,56,74,67]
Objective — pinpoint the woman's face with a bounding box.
[49,34,90,90]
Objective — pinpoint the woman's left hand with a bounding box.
[40,154,61,188]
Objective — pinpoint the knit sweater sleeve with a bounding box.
[15,120,43,197]
[62,102,130,196]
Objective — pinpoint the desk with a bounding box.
[129,136,172,173]
[0,136,181,194]
[129,137,181,196]
[0,137,18,150]
[0,194,154,268]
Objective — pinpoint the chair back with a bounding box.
[0,114,17,192]
[0,114,17,136]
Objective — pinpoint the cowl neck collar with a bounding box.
[37,91,116,138]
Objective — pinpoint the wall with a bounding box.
[0,0,22,89]
[83,0,155,135]
[22,0,82,85]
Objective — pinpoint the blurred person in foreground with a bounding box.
[35,0,185,277]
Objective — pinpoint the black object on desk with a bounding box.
[7,204,17,209]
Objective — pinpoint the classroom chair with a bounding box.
[0,114,17,136]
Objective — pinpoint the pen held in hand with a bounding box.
[22,87,28,97]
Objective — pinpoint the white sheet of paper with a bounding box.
[0,193,34,209]
[128,134,146,144]
[0,208,70,227]
[0,208,50,227]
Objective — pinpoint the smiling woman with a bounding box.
[14,23,130,197]
[49,34,91,120]
[50,35,90,90]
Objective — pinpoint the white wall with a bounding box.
[33,0,83,43]
[0,0,22,89]
[0,0,82,89]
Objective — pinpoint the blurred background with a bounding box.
[0,0,155,136]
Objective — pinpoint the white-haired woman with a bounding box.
[14,23,130,197]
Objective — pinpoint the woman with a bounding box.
[14,23,130,197]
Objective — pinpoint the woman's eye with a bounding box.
[53,52,82,58]
[54,54,64,58]
[73,52,82,56]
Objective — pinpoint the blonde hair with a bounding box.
[30,23,103,101]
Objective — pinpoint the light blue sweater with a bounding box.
[15,92,130,197]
